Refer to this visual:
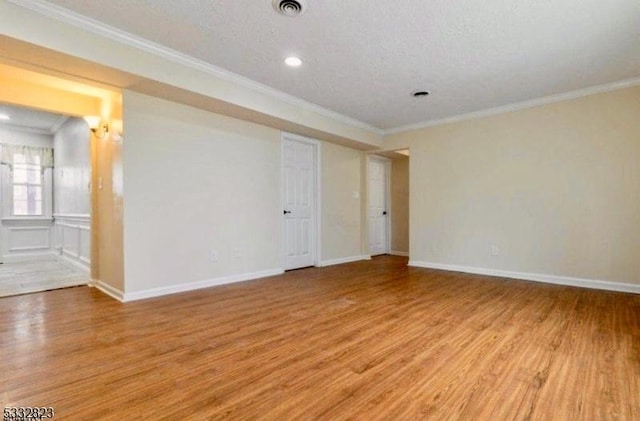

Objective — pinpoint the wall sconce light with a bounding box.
[83,116,109,139]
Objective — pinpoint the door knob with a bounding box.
[382,211,387,215]
[284,210,292,215]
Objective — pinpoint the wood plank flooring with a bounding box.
[0,259,90,298]
[1,256,639,420]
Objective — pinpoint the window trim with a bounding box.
[0,157,53,221]
[12,159,44,217]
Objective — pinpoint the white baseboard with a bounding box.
[90,279,125,302]
[320,255,371,267]
[123,268,284,302]
[57,254,90,274]
[408,261,640,294]
[1,251,57,264]
[390,250,409,257]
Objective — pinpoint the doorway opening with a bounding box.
[0,103,91,296]
[0,62,122,298]
[367,149,409,258]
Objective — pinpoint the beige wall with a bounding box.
[322,142,363,262]
[390,155,409,254]
[384,86,640,285]
[122,92,367,293]
[92,101,124,290]
[123,91,282,293]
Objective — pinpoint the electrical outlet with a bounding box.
[490,245,500,256]
[211,250,219,262]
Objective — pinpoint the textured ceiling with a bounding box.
[0,103,67,134]
[44,0,640,130]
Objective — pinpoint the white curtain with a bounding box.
[0,144,54,169]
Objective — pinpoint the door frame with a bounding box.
[367,154,391,255]
[281,132,322,269]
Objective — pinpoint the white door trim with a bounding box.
[281,132,322,269]
[367,155,391,255]
[385,158,391,254]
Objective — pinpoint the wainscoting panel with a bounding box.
[54,214,90,272]
[1,218,54,262]
[8,226,51,251]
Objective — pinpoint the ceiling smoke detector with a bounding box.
[273,0,307,17]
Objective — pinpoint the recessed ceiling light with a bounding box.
[411,90,430,98]
[285,56,303,67]
[0,113,10,121]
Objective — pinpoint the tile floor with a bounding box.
[0,259,89,297]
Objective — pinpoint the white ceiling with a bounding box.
[43,0,640,130]
[0,103,68,134]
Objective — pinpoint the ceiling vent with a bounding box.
[273,0,307,17]
[411,90,430,98]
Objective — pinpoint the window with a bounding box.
[12,153,43,216]
[0,144,52,218]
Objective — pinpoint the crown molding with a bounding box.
[384,77,640,135]
[9,0,639,139]
[6,0,384,136]
[49,115,69,134]
[0,122,52,136]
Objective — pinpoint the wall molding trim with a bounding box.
[385,77,640,135]
[390,251,409,257]
[8,1,640,138]
[408,261,640,295]
[123,268,285,302]
[57,253,90,274]
[2,251,56,264]
[6,0,383,136]
[54,213,90,222]
[91,280,124,302]
[54,214,90,270]
[320,255,371,267]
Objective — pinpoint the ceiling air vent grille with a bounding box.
[273,0,307,17]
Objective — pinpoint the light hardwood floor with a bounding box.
[1,256,639,420]
[0,259,89,298]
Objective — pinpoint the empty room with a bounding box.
[1,0,639,420]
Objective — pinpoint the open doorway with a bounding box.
[0,61,123,300]
[0,103,91,297]
[367,149,409,258]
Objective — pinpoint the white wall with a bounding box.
[53,117,91,215]
[0,127,54,262]
[52,117,91,271]
[384,85,640,288]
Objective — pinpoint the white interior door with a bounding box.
[368,156,389,256]
[283,136,316,270]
